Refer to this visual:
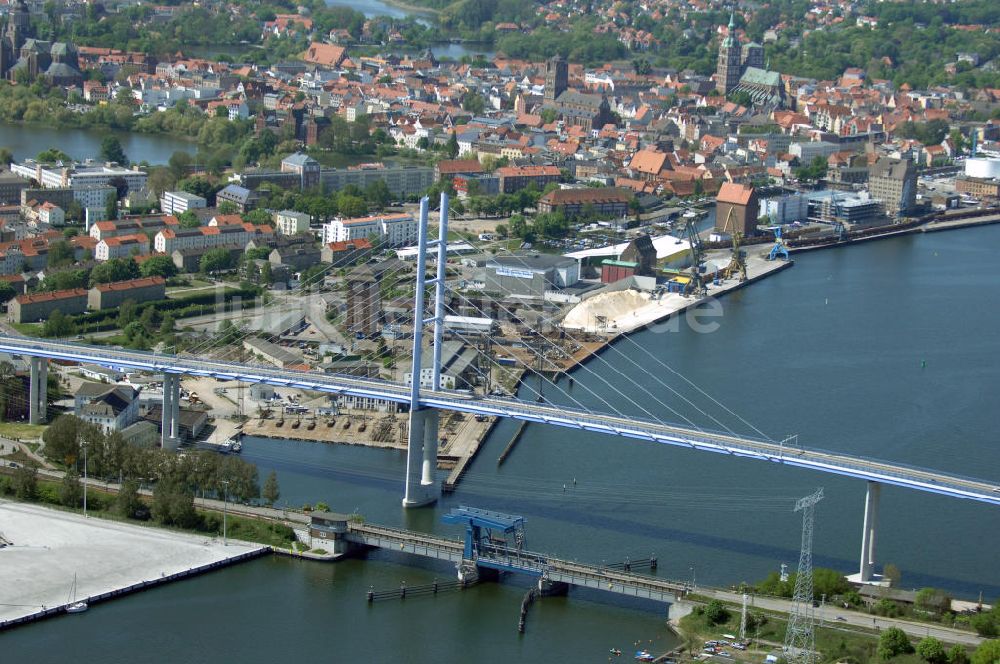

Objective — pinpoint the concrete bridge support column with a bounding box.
[403,408,439,507]
[161,374,181,451]
[537,577,569,597]
[857,481,881,583]
[28,357,48,425]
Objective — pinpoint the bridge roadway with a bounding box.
[347,522,688,603]
[2,336,999,506]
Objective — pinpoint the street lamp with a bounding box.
[81,439,88,518]
[221,479,230,546]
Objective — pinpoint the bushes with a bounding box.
[705,600,731,625]
[877,627,914,660]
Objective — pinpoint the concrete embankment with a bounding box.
[0,502,268,630]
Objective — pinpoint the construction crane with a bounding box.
[683,217,707,296]
[714,200,748,282]
[723,231,748,282]
[767,226,790,261]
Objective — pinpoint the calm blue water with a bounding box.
[4,225,1000,660]
[0,123,195,165]
[241,226,1000,599]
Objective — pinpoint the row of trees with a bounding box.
[39,415,274,525]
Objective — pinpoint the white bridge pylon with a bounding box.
[402,193,449,508]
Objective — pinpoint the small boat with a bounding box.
[610,648,622,656]
[231,440,242,454]
[66,573,87,614]
[635,651,655,662]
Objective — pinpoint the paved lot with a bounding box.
[0,502,263,624]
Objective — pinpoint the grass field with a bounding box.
[0,422,47,440]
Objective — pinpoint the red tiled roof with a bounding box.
[15,288,87,304]
[93,276,165,293]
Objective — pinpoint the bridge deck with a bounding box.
[346,523,687,604]
[1,336,998,506]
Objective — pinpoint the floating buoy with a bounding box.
[921,360,927,369]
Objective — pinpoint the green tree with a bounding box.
[42,309,78,337]
[59,469,83,508]
[918,637,948,664]
[104,192,118,221]
[878,627,914,660]
[446,131,459,158]
[90,257,139,286]
[42,414,86,464]
[883,563,902,586]
[167,151,193,180]
[242,209,272,225]
[37,148,71,163]
[915,588,953,615]
[971,614,998,638]
[0,147,13,166]
[971,640,1000,664]
[159,313,176,336]
[200,248,235,274]
[99,135,129,165]
[177,210,201,228]
[948,645,970,664]
[262,470,280,506]
[140,255,177,279]
[152,474,197,528]
[705,600,730,625]
[48,239,75,267]
[116,479,145,519]
[13,462,38,500]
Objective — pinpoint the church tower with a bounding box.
[716,12,742,96]
[544,55,568,104]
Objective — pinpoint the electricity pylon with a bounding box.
[783,488,824,664]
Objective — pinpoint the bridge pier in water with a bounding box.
[403,408,440,507]
[160,373,181,451]
[28,357,47,424]
[857,481,882,583]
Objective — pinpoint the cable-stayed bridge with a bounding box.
[4,195,998,588]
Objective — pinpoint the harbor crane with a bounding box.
[717,203,748,282]
[683,217,707,296]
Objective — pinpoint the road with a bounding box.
[699,587,986,647]
[1,335,997,506]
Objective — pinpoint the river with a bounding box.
[5,194,1000,658]
[0,123,195,165]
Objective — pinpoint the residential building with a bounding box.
[321,213,415,247]
[434,159,484,182]
[321,238,373,266]
[89,215,178,241]
[94,234,150,261]
[0,170,29,205]
[35,202,65,226]
[496,165,561,194]
[74,383,140,433]
[87,276,166,310]
[155,223,274,254]
[10,159,147,192]
[160,190,207,215]
[8,288,88,323]
[868,157,916,217]
[537,187,632,219]
[215,184,260,212]
[274,210,311,236]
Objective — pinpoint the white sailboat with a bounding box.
[66,573,88,614]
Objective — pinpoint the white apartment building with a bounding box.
[11,159,148,192]
[95,234,150,261]
[274,210,311,236]
[160,190,207,215]
[321,213,415,247]
[155,223,273,254]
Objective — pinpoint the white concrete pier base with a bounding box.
[402,408,439,508]
[846,481,888,586]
